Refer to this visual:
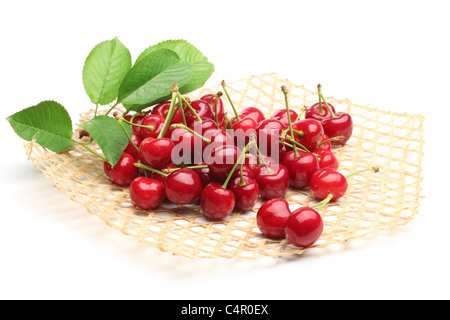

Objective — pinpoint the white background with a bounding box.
[1,0,449,300]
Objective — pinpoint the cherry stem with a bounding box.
[162,165,208,173]
[309,192,334,211]
[104,102,119,116]
[158,86,179,138]
[282,133,310,153]
[222,144,249,189]
[221,80,241,122]
[83,145,107,162]
[122,117,154,131]
[116,116,139,152]
[213,92,223,128]
[238,162,246,186]
[134,162,168,177]
[178,99,187,126]
[317,85,336,118]
[250,135,273,175]
[317,84,323,114]
[178,93,202,122]
[318,136,345,148]
[170,124,211,144]
[281,85,299,158]
[295,106,307,122]
[345,166,379,179]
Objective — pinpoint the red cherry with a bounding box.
[201,182,236,220]
[256,198,291,238]
[150,164,179,189]
[271,109,298,128]
[255,118,285,159]
[192,161,214,187]
[233,117,258,148]
[139,114,166,139]
[124,133,143,160]
[305,102,336,121]
[203,128,234,149]
[206,145,240,181]
[285,207,323,248]
[289,119,324,151]
[165,168,203,204]
[228,176,260,211]
[184,100,214,126]
[129,177,165,210]
[189,119,218,136]
[124,114,145,135]
[317,134,332,151]
[200,94,224,123]
[321,112,353,146]
[238,106,266,123]
[309,168,348,201]
[245,153,275,178]
[282,150,320,190]
[255,164,290,200]
[103,152,139,187]
[312,148,339,170]
[151,101,183,124]
[170,127,205,166]
[230,164,254,180]
[138,137,174,169]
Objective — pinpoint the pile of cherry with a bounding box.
[102,82,378,249]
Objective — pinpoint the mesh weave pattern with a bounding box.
[24,73,425,258]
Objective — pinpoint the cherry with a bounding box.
[139,114,166,139]
[282,150,320,190]
[304,84,336,122]
[255,164,290,200]
[200,182,235,219]
[321,112,353,146]
[191,162,214,187]
[255,118,285,159]
[138,137,174,169]
[184,99,214,126]
[285,207,323,248]
[288,119,324,151]
[256,198,291,238]
[129,177,165,210]
[206,145,240,181]
[231,164,254,180]
[228,175,260,211]
[200,93,224,124]
[271,109,298,128]
[164,168,203,205]
[203,128,234,149]
[189,118,218,135]
[232,117,258,148]
[312,148,339,170]
[103,152,139,187]
[124,132,143,160]
[317,134,332,151]
[151,100,183,124]
[245,153,275,178]
[124,114,145,135]
[235,106,266,124]
[170,127,205,166]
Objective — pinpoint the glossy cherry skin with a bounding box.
[305,102,336,122]
[285,207,323,248]
[228,176,260,211]
[151,100,183,124]
[290,119,324,151]
[103,152,139,187]
[149,164,179,189]
[201,182,236,220]
[230,164,255,180]
[271,109,298,128]
[256,198,291,238]
[170,127,204,166]
[256,118,285,159]
[124,133,143,160]
[239,107,266,123]
[321,112,353,146]
[189,119,218,136]
[192,161,214,187]
[233,117,258,148]
[139,114,166,139]
[184,99,214,126]
[165,168,203,205]
[309,168,348,201]
[312,148,339,170]
[139,137,174,169]
[206,145,240,182]
[129,177,165,210]
[282,150,319,190]
[317,134,332,151]
[245,154,275,178]
[200,94,224,123]
[124,114,145,135]
[255,164,290,200]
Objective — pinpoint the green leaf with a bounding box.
[6,100,77,152]
[82,37,132,106]
[118,49,192,110]
[135,39,214,93]
[80,116,132,166]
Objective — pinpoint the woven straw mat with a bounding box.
[24,73,425,259]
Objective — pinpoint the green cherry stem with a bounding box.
[281,85,299,158]
[83,145,107,162]
[309,192,334,211]
[134,162,168,177]
[317,84,323,114]
[250,135,273,175]
[221,144,249,189]
[295,106,307,121]
[213,91,223,127]
[162,164,208,174]
[158,85,179,139]
[116,116,139,152]
[170,124,211,144]
[178,93,202,122]
[345,166,379,179]
[282,134,310,153]
[238,162,246,186]
[317,84,336,118]
[104,102,119,116]
[317,135,345,148]
[221,80,241,122]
